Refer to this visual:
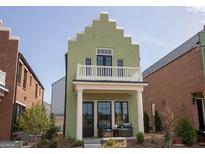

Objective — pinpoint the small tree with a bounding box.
[155,110,162,132]
[144,112,150,133]
[161,102,177,147]
[17,104,52,135]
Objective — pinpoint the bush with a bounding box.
[136,132,144,144]
[103,138,117,147]
[49,140,58,148]
[71,140,84,147]
[155,111,162,132]
[144,112,150,133]
[43,126,58,140]
[36,138,50,148]
[175,117,196,145]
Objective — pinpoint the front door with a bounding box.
[83,102,94,137]
[196,99,205,130]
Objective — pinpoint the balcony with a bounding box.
[0,70,6,86]
[76,64,142,82]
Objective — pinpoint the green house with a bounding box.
[65,12,147,140]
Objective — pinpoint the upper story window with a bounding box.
[23,68,27,89]
[117,59,123,77]
[96,48,112,67]
[85,58,92,76]
[35,83,38,98]
[117,59,123,67]
[17,62,22,84]
[30,75,32,86]
[85,58,91,65]
[39,87,41,96]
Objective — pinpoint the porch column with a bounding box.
[137,89,144,132]
[76,89,83,140]
[94,100,98,137]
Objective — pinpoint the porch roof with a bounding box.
[72,80,148,92]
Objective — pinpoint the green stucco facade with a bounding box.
[199,32,205,79]
[65,13,140,139]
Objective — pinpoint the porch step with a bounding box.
[84,144,102,148]
[84,138,102,148]
[84,139,101,144]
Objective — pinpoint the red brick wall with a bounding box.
[143,47,204,129]
[0,30,19,140]
[16,60,44,107]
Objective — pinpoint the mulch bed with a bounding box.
[126,139,205,148]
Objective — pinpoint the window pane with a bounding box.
[115,101,129,126]
[97,101,111,128]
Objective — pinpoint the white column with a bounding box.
[76,89,83,140]
[137,90,144,132]
[94,100,98,137]
[111,100,115,128]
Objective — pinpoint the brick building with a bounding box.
[0,20,44,140]
[143,28,205,131]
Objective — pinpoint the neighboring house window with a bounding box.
[117,59,123,77]
[39,87,41,96]
[17,62,22,84]
[30,76,32,86]
[13,103,25,132]
[115,101,129,127]
[23,68,27,89]
[35,83,38,98]
[97,101,111,129]
[85,58,91,76]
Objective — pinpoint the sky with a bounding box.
[0,6,205,103]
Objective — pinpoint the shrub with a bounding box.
[144,112,150,133]
[36,138,50,148]
[49,139,58,148]
[71,140,84,147]
[43,126,58,140]
[175,117,196,145]
[136,132,144,144]
[155,110,162,132]
[103,138,117,147]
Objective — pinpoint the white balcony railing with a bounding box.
[0,70,6,86]
[76,64,142,82]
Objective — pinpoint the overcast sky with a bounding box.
[0,6,205,103]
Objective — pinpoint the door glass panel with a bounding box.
[83,102,94,137]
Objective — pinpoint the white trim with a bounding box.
[76,89,83,140]
[196,98,205,127]
[0,85,9,92]
[111,100,115,129]
[16,100,26,107]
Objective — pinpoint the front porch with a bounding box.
[73,80,148,140]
